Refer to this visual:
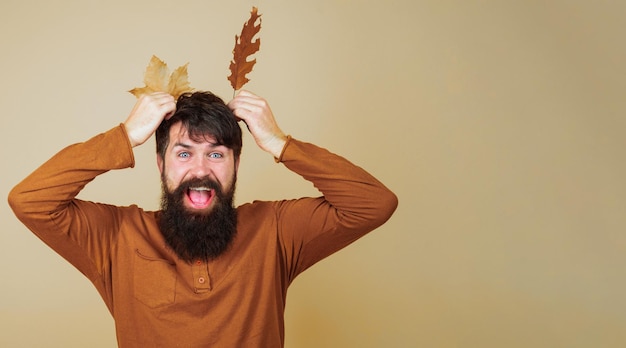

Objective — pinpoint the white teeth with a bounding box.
[190,187,210,191]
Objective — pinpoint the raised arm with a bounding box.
[7,93,176,282]
[228,90,398,278]
[274,138,399,278]
[9,92,176,219]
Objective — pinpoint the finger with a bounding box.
[163,104,177,120]
[231,91,265,107]
[230,106,253,122]
[231,99,267,117]
[143,92,175,104]
[149,92,176,110]
[164,105,177,120]
[235,89,255,98]
[227,99,254,117]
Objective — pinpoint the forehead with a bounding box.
[169,122,217,145]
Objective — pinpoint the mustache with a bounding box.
[169,176,226,199]
[179,176,222,192]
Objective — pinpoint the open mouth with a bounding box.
[186,186,216,209]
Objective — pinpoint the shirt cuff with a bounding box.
[274,135,293,163]
[117,123,136,168]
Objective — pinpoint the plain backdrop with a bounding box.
[1,0,625,347]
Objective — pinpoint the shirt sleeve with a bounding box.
[7,124,135,285]
[273,138,398,281]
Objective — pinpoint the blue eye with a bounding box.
[178,152,190,158]
[209,152,223,159]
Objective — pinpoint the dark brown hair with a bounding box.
[155,91,242,160]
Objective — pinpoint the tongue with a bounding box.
[189,190,210,206]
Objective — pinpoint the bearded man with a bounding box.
[155,92,242,263]
[8,90,398,347]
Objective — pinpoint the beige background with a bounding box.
[1,0,625,347]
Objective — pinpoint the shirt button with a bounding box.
[198,277,206,284]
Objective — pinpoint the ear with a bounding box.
[157,154,164,175]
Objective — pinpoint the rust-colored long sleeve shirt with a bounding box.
[8,124,398,347]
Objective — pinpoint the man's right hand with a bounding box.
[123,92,176,147]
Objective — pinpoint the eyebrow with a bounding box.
[172,141,222,150]
[172,142,192,150]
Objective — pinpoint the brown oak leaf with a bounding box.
[227,7,262,91]
[129,55,192,99]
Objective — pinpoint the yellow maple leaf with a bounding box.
[129,55,193,99]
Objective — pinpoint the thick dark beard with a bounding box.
[158,175,237,263]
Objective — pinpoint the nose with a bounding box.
[189,156,213,179]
